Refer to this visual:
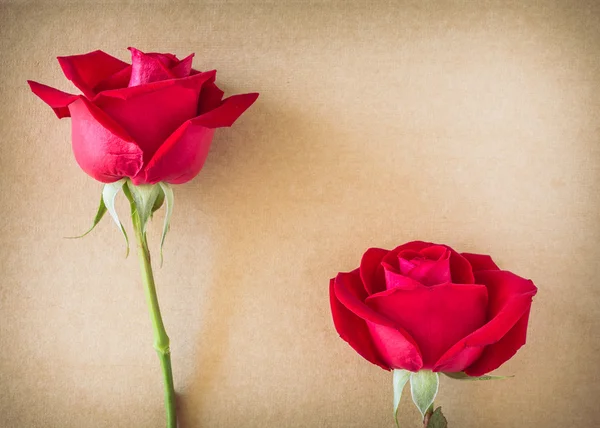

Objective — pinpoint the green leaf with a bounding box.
[427,407,448,428]
[65,193,107,239]
[102,179,129,257]
[126,182,161,233]
[443,372,513,381]
[393,369,412,427]
[410,370,439,419]
[158,182,174,267]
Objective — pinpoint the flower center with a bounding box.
[397,247,452,286]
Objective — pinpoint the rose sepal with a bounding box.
[393,369,411,427]
[410,370,439,420]
[443,371,513,381]
[152,187,165,216]
[126,181,161,233]
[158,182,174,266]
[65,193,107,239]
[102,178,130,257]
[393,369,440,426]
[124,180,173,266]
[68,180,173,264]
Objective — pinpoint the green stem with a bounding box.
[132,211,177,428]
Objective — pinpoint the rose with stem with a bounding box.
[28,47,258,427]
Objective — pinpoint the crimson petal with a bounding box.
[27,81,78,118]
[381,241,432,271]
[402,246,451,286]
[128,47,175,87]
[140,92,258,184]
[465,309,532,376]
[462,252,500,272]
[332,271,423,371]
[95,71,217,163]
[359,247,388,295]
[382,267,424,291]
[93,66,132,93]
[198,81,225,115]
[433,270,537,374]
[194,92,259,128]
[171,53,195,78]
[94,69,216,101]
[367,283,488,369]
[58,50,130,98]
[139,120,215,184]
[330,278,389,370]
[68,97,143,182]
[445,247,475,284]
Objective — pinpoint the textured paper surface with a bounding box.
[1,1,599,427]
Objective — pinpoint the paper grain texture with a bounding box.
[1,1,599,427]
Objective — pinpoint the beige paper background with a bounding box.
[1,1,599,427]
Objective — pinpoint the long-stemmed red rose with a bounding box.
[330,241,537,427]
[28,47,258,428]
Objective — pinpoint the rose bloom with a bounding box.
[330,241,537,376]
[28,48,258,184]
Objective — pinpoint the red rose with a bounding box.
[330,241,537,376]
[28,48,258,184]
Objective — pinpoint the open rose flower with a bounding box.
[330,241,537,376]
[28,48,258,184]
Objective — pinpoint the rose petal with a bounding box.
[95,70,217,163]
[138,120,215,184]
[400,246,451,286]
[198,81,225,114]
[382,267,425,291]
[139,92,259,184]
[465,308,532,376]
[68,97,143,182]
[365,321,423,371]
[94,69,216,101]
[333,271,395,326]
[432,344,484,373]
[359,247,389,295]
[171,53,195,78]
[402,258,450,286]
[478,270,536,318]
[398,257,418,274]
[332,271,423,371]
[194,92,259,128]
[27,81,78,118]
[93,66,132,93]
[381,241,432,271]
[147,51,179,67]
[128,47,175,87]
[419,245,448,260]
[58,50,130,98]
[367,283,488,368]
[433,270,537,373]
[461,252,500,272]
[330,278,390,370]
[445,247,475,284]
[396,249,421,263]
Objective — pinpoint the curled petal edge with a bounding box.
[333,271,423,371]
[139,92,259,184]
[27,80,79,118]
[433,271,537,373]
